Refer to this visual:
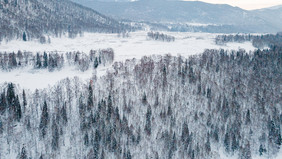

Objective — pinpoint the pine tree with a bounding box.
[242,141,251,159]
[36,53,42,68]
[167,104,172,116]
[0,91,7,113]
[20,146,27,159]
[205,133,211,153]
[145,105,152,135]
[7,83,16,108]
[23,32,27,41]
[126,149,132,159]
[181,121,190,150]
[231,133,238,152]
[61,102,67,125]
[87,83,93,110]
[74,53,79,63]
[162,66,167,87]
[94,57,99,68]
[84,133,89,146]
[15,95,22,121]
[259,144,266,156]
[224,132,230,152]
[107,94,112,121]
[10,53,17,68]
[22,90,27,113]
[43,52,48,68]
[169,132,177,158]
[0,119,3,134]
[100,149,105,159]
[6,83,21,121]
[142,92,147,105]
[51,118,59,150]
[246,109,251,124]
[94,129,100,159]
[213,125,219,142]
[39,101,49,138]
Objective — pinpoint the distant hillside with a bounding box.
[251,5,282,32]
[0,0,130,42]
[72,0,281,33]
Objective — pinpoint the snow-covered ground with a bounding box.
[0,31,256,90]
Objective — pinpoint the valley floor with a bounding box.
[0,31,255,90]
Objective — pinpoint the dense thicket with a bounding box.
[215,33,282,48]
[0,48,114,72]
[0,0,131,42]
[147,32,175,42]
[0,45,281,158]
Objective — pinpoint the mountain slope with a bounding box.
[72,0,281,33]
[252,5,282,31]
[0,0,130,42]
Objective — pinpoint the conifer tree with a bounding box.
[145,105,152,135]
[39,101,49,138]
[43,52,48,68]
[94,57,99,68]
[23,32,27,41]
[36,53,42,68]
[22,90,27,113]
[20,146,27,159]
[51,118,59,150]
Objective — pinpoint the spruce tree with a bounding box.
[20,146,27,159]
[94,57,99,68]
[23,32,27,41]
[51,118,59,150]
[22,90,27,113]
[0,119,3,134]
[36,53,42,68]
[15,95,22,121]
[107,94,112,121]
[145,105,152,135]
[87,83,93,110]
[224,132,230,152]
[246,109,251,124]
[7,83,21,121]
[43,52,48,68]
[0,91,6,113]
[61,102,67,125]
[39,101,49,138]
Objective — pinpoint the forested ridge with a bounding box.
[0,0,131,42]
[0,40,281,158]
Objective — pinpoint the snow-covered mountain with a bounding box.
[71,0,281,33]
[0,0,130,42]
[251,5,282,32]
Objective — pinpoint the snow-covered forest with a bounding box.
[0,0,281,159]
[0,48,114,72]
[0,40,281,158]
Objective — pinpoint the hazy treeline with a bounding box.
[0,48,114,72]
[147,31,175,42]
[215,33,282,49]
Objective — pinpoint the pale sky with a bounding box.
[185,0,282,10]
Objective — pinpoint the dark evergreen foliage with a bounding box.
[39,101,49,138]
